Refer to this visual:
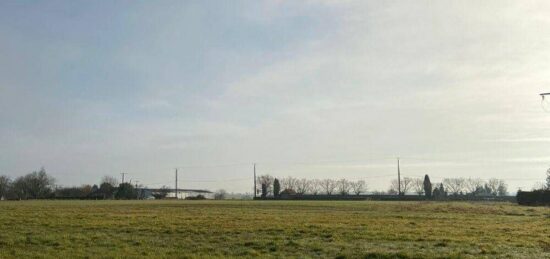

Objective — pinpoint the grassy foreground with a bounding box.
[0,200,548,258]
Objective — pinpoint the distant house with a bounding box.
[141,188,213,200]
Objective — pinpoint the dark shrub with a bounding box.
[115,183,138,199]
[517,190,550,206]
[185,194,206,200]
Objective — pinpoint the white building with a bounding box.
[168,189,214,199]
[141,188,214,199]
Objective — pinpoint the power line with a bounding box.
[175,163,251,169]
[255,157,396,167]
[347,174,396,180]
[183,177,250,183]
[401,174,543,181]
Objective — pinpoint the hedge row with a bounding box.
[255,194,516,202]
[516,190,550,206]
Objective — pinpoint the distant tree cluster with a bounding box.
[254,174,509,199]
[214,189,227,200]
[387,175,508,197]
[256,175,367,197]
[0,168,55,200]
[388,177,413,195]
[442,177,508,197]
[0,168,143,200]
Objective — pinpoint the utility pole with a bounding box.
[175,168,178,200]
[121,173,127,184]
[397,158,401,196]
[253,163,257,199]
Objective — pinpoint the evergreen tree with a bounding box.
[115,183,137,199]
[273,178,281,198]
[423,174,432,198]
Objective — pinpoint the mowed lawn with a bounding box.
[0,200,548,258]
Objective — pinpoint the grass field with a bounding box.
[0,200,548,258]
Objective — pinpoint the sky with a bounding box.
[1,0,550,193]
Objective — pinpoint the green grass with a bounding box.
[0,200,548,258]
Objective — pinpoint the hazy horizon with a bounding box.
[1,1,550,193]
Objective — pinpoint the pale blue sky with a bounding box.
[1,1,549,192]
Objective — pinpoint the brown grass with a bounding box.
[0,200,548,258]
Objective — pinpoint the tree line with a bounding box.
[256,174,509,198]
[387,176,508,197]
[0,168,145,200]
[256,176,368,197]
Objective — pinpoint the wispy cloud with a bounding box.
[1,1,550,192]
[486,138,550,143]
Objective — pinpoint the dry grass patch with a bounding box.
[0,200,548,258]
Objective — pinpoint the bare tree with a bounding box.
[321,179,337,195]
[101,175,119,187]
[214,189,227,200]
[257,175,274,196]
[401,177,412,194]
[387,182,399,195]
[337,178,351,195]
[350,180,367,195]
[443,178,465,195]
[390,177,412,195]
[296,178,311,194]
[465,178,483,195]
[389,179,399,195]
[281,176,298,191]
[486,178,501,196]
[546,168,550,190]
[309,179,322,195]
[0,175,11,200]
[495,179,507,196]
[412,178,424,195]
[532,182,546,191]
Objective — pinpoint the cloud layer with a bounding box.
[1,1,550,192]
